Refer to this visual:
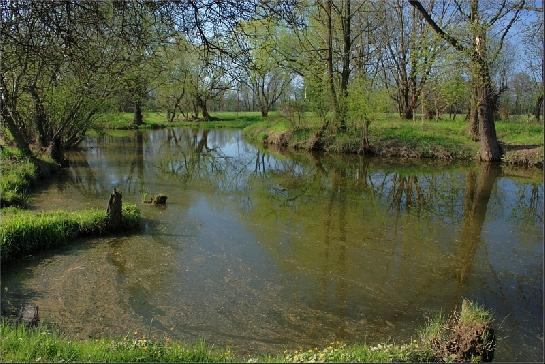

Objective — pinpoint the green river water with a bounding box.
[2,128,543,361]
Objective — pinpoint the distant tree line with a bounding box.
[1,0,542,163]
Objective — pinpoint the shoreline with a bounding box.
[242,120,544,169]
[0,299,495,362]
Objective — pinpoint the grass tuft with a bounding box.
[0,205,141,264]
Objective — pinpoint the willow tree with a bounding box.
[409,0,526,161]
[0,1,162,163]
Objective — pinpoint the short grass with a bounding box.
[244,113,543,164]
[0,300,494,363]
[0,205,141,264]
[91,111,267,132]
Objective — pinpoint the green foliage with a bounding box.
[346,77,390,127]
[0,205,141,264]
[438,72,469,113]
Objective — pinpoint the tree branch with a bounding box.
[408,0,466,53]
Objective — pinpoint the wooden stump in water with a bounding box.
[107,188,122,230]
[17,304,39,327]
[152,194,167,205]
[143,194,168,205]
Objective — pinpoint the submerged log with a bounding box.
[107,188,122,229]
[17,304,39,327]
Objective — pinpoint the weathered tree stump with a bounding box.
[107,188,122,230]
[17,304,39,327]
[152,194,167,205]
[143,194,168,205]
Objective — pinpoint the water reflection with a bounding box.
[2,128,543,361]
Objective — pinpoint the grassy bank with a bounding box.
[0,205,140,264]
[92,111,265,132]
[0,147,58,208]
[1,300,494,362]
[243,115,544,167]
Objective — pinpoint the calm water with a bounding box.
[2,128,543,361]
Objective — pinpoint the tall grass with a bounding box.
[0,148,39,207]
[0,320,232,363]
[0,205,140,264]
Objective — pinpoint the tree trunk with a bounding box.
[326,0,339,128]
[359,118,371,154]
[403,106,414,120]
[534,94,543,121]
[29,86,50,148]
[47,136,66,166]
[133,101,143,127]
[1,109,33,156]
[197,97,210,120]
[107,189,123,230]
[473,43,501,161]
[261,107,269,117]
[469,92,479,141]
[339,0,351,131]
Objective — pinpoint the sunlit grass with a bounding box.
[0,147,56,207]
[0,320,232,363]
[0,205,141,264]
[244,113,543,164]
[1,300,494,362]
[92,111,268,131]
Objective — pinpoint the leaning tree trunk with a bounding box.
[107,189,122,230]
[1,109,33,156]
[133,101,143,127]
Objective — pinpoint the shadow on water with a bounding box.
[2,128,542,360]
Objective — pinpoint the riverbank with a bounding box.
[91,111,264,132]
[0,205,140,264]
[243,116,544,167]
[0,300,494,362]
[0,147,59,208]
